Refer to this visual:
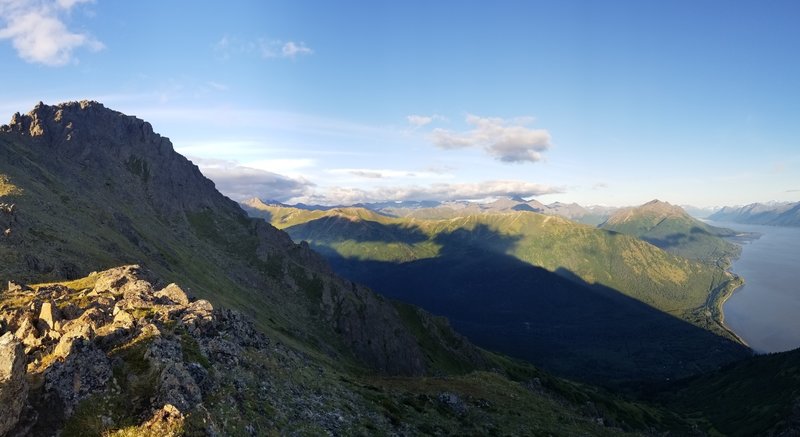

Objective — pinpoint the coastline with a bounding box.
[702,220,761,350]
[713,274,750,349]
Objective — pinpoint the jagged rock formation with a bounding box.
[0,265,386,434]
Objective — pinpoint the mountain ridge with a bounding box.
[245,201,751,384]
[600,199,740,265]
[709,201,800,227]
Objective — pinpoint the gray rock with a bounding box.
[112,309,135,329]
[37,300,60,332]
[181,300,214,334]
[0,332,28,436]
[155,283,190,306]
[156,363,203,412]
[45,339,112,416]
[437,392,467,415]
[53,322,93,359]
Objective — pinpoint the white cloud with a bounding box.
[214,36,313,60]
[281,41,312,58]
[407,115,433,127]
[191,157,314,202]
[296,180,562,205]
[259,38,313,59]
[406,114,446,128]
[55,0,91,8]
[431,115,552,163]
[0,0,103,66]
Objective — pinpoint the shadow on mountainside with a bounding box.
[303,223,750,387]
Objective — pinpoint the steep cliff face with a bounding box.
[0,101,484,378]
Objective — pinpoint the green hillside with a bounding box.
[247,202,750,384]
[253,203,740,329]
[600,199,740,265]
[659,348,800,436]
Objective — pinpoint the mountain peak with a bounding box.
[639,199,685,215]
[1,101,162,151]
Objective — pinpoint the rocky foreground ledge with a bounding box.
[0,265,381,436]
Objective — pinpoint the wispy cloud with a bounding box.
[191,157,313,202]
[277,41,313,59]
[786,189,800,193]
[296,180,562,205]
[0,0,103,66]
[214,35,313,60]
[205,81,229,92]
[406,114,445,128]
[431,115,552,163]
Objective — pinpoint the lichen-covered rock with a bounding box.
[112,309,135,329]
[53,321,94,358]
[0,332,28,436]
[37,300,60,332]
[141,404,184,437]
[45,339,111,416]
[181,300,214,334]
[155,362,203,412]
[92,265,140,295]
[155,283,190,306]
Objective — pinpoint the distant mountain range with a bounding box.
[709,201,800,227]
[244,198,749,384]
[259,197,618,225]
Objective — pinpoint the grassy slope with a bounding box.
[246,204,750,387]
[257,205,739,336]
[658,348,800,436]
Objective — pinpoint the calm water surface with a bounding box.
[709,221,800,353]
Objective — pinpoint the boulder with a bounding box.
[0,332,28,435]
[37,300,60,332]
[141,404,184,437]
[155,283,190,306]
[155,363,203,412]
[45,339,111,417]
[53,322,94,359]
[181,300,214,335]
[112,309,135,329]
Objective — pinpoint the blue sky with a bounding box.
[1,0,799,207]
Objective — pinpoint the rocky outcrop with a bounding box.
[0,332,27,435]
[0,265,405,435]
